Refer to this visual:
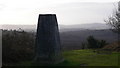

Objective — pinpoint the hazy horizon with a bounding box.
[0,0,119,25]
[0,22,107,25]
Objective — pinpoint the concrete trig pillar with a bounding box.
[34,14,63,64]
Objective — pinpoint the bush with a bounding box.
[85,36,108,49]
[87,36,99,49]
[98,40,108,48]
[2,29,35,65]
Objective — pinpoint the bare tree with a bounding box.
[105,2,120,40]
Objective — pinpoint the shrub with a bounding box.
[87,36,99,49]
[2,29,35,65]
[98,40,108,48]
[85,36,108,49]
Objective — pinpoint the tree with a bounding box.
[86,36,107,49]
[98,40,108,48]
[81,42,86,49]
[105,2,120,40]
[87,36,99,49]
[2,29,35,65]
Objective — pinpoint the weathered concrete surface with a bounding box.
[34,14,63,64]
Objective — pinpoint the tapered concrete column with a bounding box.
[34,14,63,64]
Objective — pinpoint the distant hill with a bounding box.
[59,23,109,32]
[60,29,118,50]
[60,23,109,29]
[0,23,109,32]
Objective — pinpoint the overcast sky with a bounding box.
[0,0,119,25]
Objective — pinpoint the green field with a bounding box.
[62,49,119,66]
[18,49,119,66]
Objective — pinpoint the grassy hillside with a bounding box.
[17,49,119,67]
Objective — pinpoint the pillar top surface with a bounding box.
[39,14,56,16]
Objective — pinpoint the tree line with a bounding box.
[81,36,108,49]
[2,29,35,65]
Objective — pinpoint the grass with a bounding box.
[62,49,119,66]
[14,49,120,66]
